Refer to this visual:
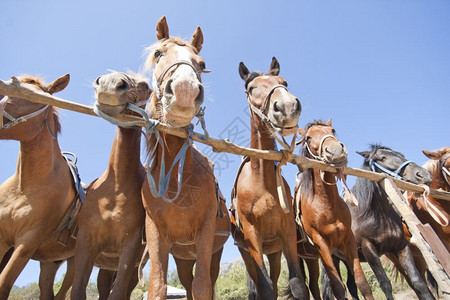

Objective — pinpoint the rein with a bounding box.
[93,101,193,203]
[369,159,413,180]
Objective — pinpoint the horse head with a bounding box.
[239,57,301,136]
[298,119,347,167]
[93,71,151,116]
[423,147,450,188]
[144,16,206,128]
[358,145,432,185]
[0,74,69,140]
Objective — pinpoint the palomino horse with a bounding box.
[295,120,373,300]
[70,72,151,299]
[141,16,229,299]
[323,145,434,300]
[230,57,309,299]
[0,74,83,299]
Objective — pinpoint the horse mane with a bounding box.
[17,75,62,136]
[298,120,333,198]
[143,37,199,73]
[244,71,265,89]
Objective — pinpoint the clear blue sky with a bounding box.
[1,0,449,287]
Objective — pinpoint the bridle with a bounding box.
[0,95,50,129]
[440,153,450,186]
[369,155,413,180]
[303,134,347,167]
[246,84,298,134]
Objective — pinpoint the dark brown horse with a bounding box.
[70,71,151,300]
[141,16,230,299]
[230,57,309,299]
[323,145,435,300]
[0,74,81,299]
[295,120,373,300]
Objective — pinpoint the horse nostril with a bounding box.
[416,172,423,179]
[195,84,204,104]
[116,79,128,90]
[295,98,301,113]
[95,76,101,86]
[164,79,173,96]
[273,101,281,112]
[325,147,332,155]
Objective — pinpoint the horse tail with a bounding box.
[138,244,149,287]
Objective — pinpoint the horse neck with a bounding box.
[106,126,142,179]
[249,114,276,181]
[352,165,391,211]
[308,168,339,204]
[16,125,63,189]
[429,160,450,192]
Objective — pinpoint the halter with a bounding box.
[0,95,50,129]
[439,153,450,186]
[369,158,413,180]
[246,84,295,133]
[304,134,339,163]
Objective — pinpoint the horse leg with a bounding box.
[108,237,142,299]
[340,259,360,300]
[39,260,62,300]
[304,258,321,300]
[238,238,275,299]
[54,256,75,300]
[174,257,195,300]
[0,242,40,298]
[145,216,170,300]
[342,236,374,300]
[282,223,310,300]
[266,251,282,297]
[320,260,334,300]
[192,220,215,300]
[360,239,394,300]
[397,245,435,300]
[70,233,97,300]
[210,246,224,297]
[314,236,346,300]
[97,269,115,300]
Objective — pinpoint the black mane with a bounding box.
[244,71,265,89]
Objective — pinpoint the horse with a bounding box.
[69,71,151,300]
[140,16,230,299]
[295,120,373,300]
[0,74,83,299]
[397,147,450,297]
[322,144,435,300]
[230,57,309,300]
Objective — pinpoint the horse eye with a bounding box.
[283,81,288,87]
[199,61,206,70]
[306,136,311,142]
[380,156,386,162]
[154,50,162,59]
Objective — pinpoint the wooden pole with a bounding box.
[1,77,450,203]
[380,177,450,297]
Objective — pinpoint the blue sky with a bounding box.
[1,0,449,287]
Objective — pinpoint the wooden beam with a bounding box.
[1,76,450,203]
[379,177,450,297]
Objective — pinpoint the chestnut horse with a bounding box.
[230,57,309,299]
[295,120,373,300]
[0,74,82,299]
[322,145,435,300]
[70,72,151,300]
[141,16,229,299]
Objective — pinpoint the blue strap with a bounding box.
[146,126,193,203]
[369,159,413,180]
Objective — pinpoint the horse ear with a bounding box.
[422,149,440,160]
[156,16,169,40]
[325,119,332,126]
[356,151,371,158]
[47,74,70,95]
[190,26,203,53]
[269,57,280,76]
[137,81,152,101]
[239,62,250,81]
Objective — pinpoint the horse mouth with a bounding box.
[327,158,348,168]
[94,102,126,116]
[165,111,194,128]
